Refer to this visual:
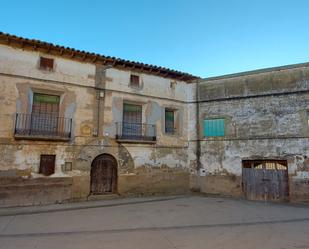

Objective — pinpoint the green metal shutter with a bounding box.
[33,93,60,104]
[165,109,174,133]
[203,118,225,137]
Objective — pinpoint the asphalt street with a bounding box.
[0,196,309,249]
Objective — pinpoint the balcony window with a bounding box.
[32,93,60,113]
[31,93,60,134]
[122,103,142,140]
[14,93,72,140]
[115,103,156,142]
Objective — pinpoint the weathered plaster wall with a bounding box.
[0,177,72,207]
[0,44,95,87]
[0,44,194,206]
[105,68,190,102]
[196,65,309,200]
[3,41,309,205]
[92,68,193,197]
[0,44,97,205]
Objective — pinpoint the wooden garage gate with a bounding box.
[242,160,289,201]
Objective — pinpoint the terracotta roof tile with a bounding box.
[0,32,200,82]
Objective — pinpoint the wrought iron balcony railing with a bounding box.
[14,113,72,140]
[115,122,156,142]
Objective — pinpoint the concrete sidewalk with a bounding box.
[0,195,187,217]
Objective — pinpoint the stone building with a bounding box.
[193,65,309,202]
[0,32,198,206]
[0,32,309,206]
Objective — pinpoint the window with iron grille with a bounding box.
[39,56,54,71]
[130,74,140,88]
[203,118,225,137]
[165,109,175,134]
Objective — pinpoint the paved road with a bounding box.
[0,196,309,249]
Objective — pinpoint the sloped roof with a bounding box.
[0,32,200,82]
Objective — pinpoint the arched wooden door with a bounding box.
[90,154,117,194]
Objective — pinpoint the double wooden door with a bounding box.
[90,154,117,195]
[242,160,289,201]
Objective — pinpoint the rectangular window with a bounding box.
[39,155,56,176]
[122,103,142,138]
[130,74,140,87]
[33,93,60,114]
[39,56,54,71]
[64,162,73,172]
[31,93,60,136]
[123,104,142,123]
[165,109,175,134]
[203,118,225,137]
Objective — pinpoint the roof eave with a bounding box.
[0,32,200,82]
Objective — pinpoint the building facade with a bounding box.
[0,32,309,206]
[192,65,309,202]
[0,33,198,206]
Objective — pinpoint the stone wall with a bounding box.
[0,44,194,206]
[3,39,309,206]
[0,177,72,207]
[195,64,309,201]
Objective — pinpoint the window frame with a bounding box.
[32,92,60,114]
[129,74,140,88]
[39,154,56,176]
[164,108,176,135]
[39,56,54,71]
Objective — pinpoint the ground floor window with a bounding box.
[39,155,56,176]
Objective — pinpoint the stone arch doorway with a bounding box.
[90,154,117,195]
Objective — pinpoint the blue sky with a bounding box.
[1,0,309,78]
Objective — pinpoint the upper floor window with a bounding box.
[130,74,140,88]
[32,93,60,114]
[165,109,175,134]
[14,92,72,140]
[123,103,142,124]
[115,103,156,142]
[31,93,61,136]
[203,118,225,137]
[39,56,54,71]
